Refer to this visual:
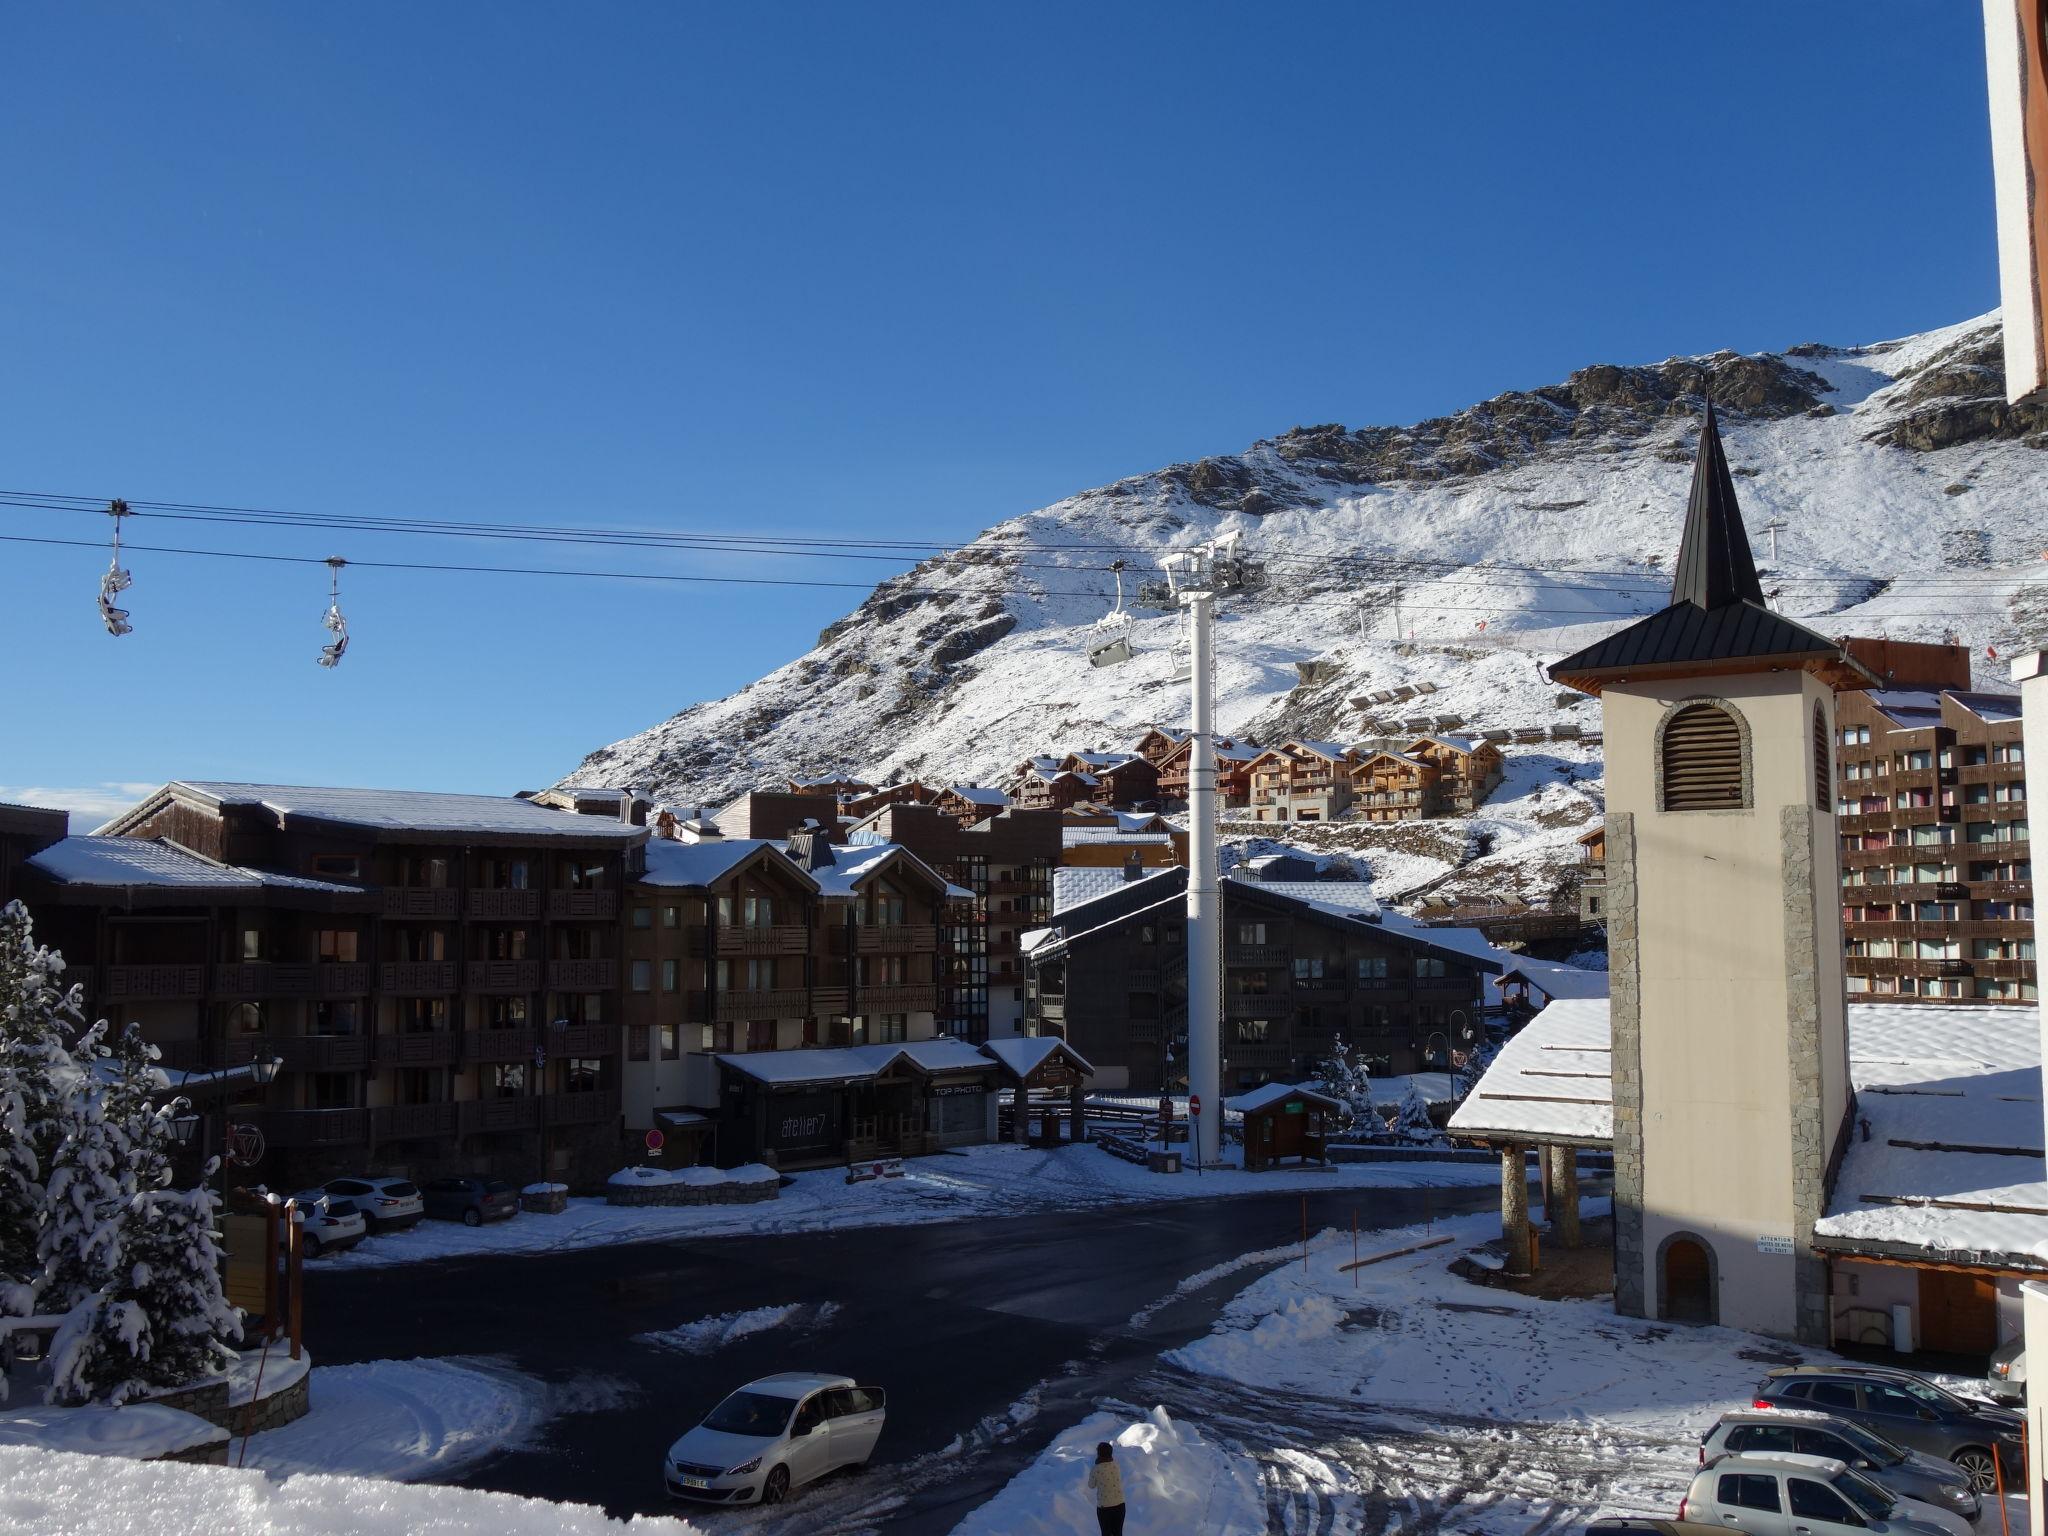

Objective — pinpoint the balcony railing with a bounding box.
[370,1102,460,1142]
[267,1034,371,1072]
[378,960,460,994]
[1227,944,1289,966]
[711,988,810,1022]
[548,890,618,921]
[811,986,850,1015]
[466,960,541,994]
[382,887,459,919]
[855,926,937,953]
[374,1030,459,1066]
[551,1023,617,1056]
[715,926,809,956]
[546,1089,622,1128]
[459,1095,539,1133]
[97,964,206,1001]
[1225,993,1284,1018]
[250,1108,370,1148]
[467,888,541,920]
[546,958,618,991]
[213,962,372,998]
[461,1028,535,1064]
[1974,958,2037,979]
[857,984,939,1013]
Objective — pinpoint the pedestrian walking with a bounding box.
[1086,1441,1126,1535]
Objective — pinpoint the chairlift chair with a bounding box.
[1087,559,1136,668]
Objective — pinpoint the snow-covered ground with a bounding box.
[633,1301,841,1356]
[319,1141,1499,1270]
[0,1445,705,1536]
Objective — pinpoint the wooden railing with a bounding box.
[716,926,809,956]
[249,1108,370,1148]
[382,888,459,919]
[462,1029,534,1063]
[97,964,206,1001]
[267,1034,371,1072]
[857,984,939,1013]
[373,1030,459,1066]
[371,1102,460,1141]
[378,960,460,993]
[546,958,617,990]
[713,989,809,1021]
[466,960,541,993]
[213,962,372,998]
[548,890,618,921]
[467,888,541,920]
[855,926,937,953]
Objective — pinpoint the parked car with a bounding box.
[419,1177,518,1226]
[1987,1337,2026,1406]
[1752,1364,2023,1493]
[321,1177,424,1233]
[1586,1522,1726,1536]
[286,1191,367,1258]
[664,1372,886,1505]
[1681,1453,1971,1536]
[1699,1410,1979,1521]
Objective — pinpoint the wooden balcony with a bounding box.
[467,888,541,920]
[715,926,808,957]
[547,958,617,991]
[1227,944,1289,966]
[1124,969,1161,992]
[811,986,850,1015]
[97,964,206,1001]
[459,1095,539,1133]
[267,1034,371,1072]
[857,984,939,1013]
[1225,993,1284,1018]
[987,879,1040,897]
[547,890,618,921]
[213,962,372,998]
[252,1108,371,1148]
[462,1028,535,1064]
[1958,761,2028,784]
[466,959,540,994]
[1291,976,1350,994]
[855,925,937,954]
[1890,768,1940,792]
[382,887,459,919]
[711,988,810,1022]
[546,1089,621,1127]
[370,1102,460,1142]
[379,960,459,994]
[1974,958,2037,980]
[373,1030,459,1066]
[551,1022,618,1056]
[1973,880,2032,901]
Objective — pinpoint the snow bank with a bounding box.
[0,1444,707,1535]
[520,1182,567,1196]
[606,1163,778,1187]
[0,1402,222,1460]
[239,1357,547,1481]
[633,1301,840,1356]
[951,1406,1264,1536]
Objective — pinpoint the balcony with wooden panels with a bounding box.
[1958,761,2027,785]
[855,925,937,954]
[551,1022,618,1056]
[466,959,541,994]
[97,964,206,1001]
[462,1028,535,1064]
[1291,975,1350,994]
[467,888,541,920]
[382,887,459,919]
[373,1030,458,1066]
[378,960,460,994]
[709,988,810,1022]
[811,986,850,1015]
[1227,944,1290,966]
[1225,993,1285,1018]
[1974,958,2037,980]
[1971,880,2033,901]
[371,1102,460,1141]
[985,879,1040,896]
[250,1107,370,1148]
[546,958,617,991]
[213,962,372,998]
[856,984,939,1013]
[459,1094,539,1133]
[715,926,808,957]
[267,1034,371,1072]
[547,890,618,921]
[546,1089,622,1127]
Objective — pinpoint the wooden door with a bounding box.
[1918,1270,1998,1356]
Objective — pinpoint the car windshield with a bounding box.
[1895,1378,1966,1413]
[1838,1469,1896,1520]
[1835,1422,1907,1466]
[703,1391,794,1438]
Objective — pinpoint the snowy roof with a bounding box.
[1951,691,2021,724]
[1285,740,1354,764]
[1068,751,1139,769]
[1814,1004,2048,1270]
[717,1038,996,1087]
[1053,865,1149,914]
[1225,875,1381,920]
[26,838,362,896]
[1406,734,1486,755]
[807,842,947,899]
[638,837,803,889]
[106,782,645,842]
[1447,997,1615,1145]
[1865,691,1946,729]
[1062,828,1174,846]
[981,1036,1095,1082]
[1495,957,1611,1002]
[1214,743,1264,763]
[1227,1081,1342,1115]
[947,786,1009,806]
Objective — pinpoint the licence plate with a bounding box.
[681,1477,709,1490]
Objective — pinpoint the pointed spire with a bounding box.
[1669,401,1765,610]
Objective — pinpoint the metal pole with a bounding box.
[1185,588,1222,1168]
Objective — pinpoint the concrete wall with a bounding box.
[1605,671,1847,1342]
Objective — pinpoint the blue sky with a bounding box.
[0,4,2002,822]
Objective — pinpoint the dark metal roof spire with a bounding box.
[1669,400,1765,610]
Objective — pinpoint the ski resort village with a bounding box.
[11,9,2048,1536]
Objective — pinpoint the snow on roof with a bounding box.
[1018,927,1057,954]
[948,786,1009,806]
[1406,734,1486,754]
[1062,828,1174,846]
[1495,957,1611,1002]
[26,838,361,895]
[1286,740,1353,763]
[1227,1081,1342,1115]
[982,1036,1095,1080]
[717,1038,995,1086]
[1225,875,1381,920]
[1213,743,1264,763]
[640,838,796,889]
[1053,865,1149,914]
[1864,690,1946,728]
[1446,997,1615,1144]
[807,842,947,899]
[1815,1003,2048,1268]
[122,782,645,841]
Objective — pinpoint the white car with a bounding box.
[287,1191,367,1258]
[321,1176,424,1233]
[1988,1337,2025,1405]
[663,1372,886,1506]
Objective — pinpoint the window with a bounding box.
[240,927,263,961]
[309,1073,356,1109]
[630,960,652,993]
[1236,1020,1271,1043]
[1415,957,1447,978]
[875,1013,907,1044]
[659,1024,679,1060]
[490,1063,526,1097]
[1235,922,1267,946]
[662,905,680,929]
[1805,1381,1859,1410]
[662,959,679,992]
[564,1058,602,1092]
[1728,1425,1796,1455]
[227,1001,264,1034]
[1788,1480,1857,1525]
[1293,957,1324,980]
[312,1000,359,1036]
[1356,956,1389,983]
[746,1019,775,1051]
[311,854,361,880]
[631,905,652,929]
[628,1025,649,1061]
[316,929,358,964]
[485,996,528,1028]
[1716,1474,1782,1513]
[1814,704,1831,811]
[1660,701,1747,811]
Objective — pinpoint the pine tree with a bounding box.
[1315,1036,1377,1136]
[0,901,85,1316]
[1394,1082,1443,1144]
[36,1021,130,1320]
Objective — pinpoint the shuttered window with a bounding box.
[1812,703,1831,811]
[1661,703,1746,811]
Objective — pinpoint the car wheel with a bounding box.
[304,1236,324,1258]
[462,1208,483,1227]
[1953,1447,1998,1495]
[761,1466,790,1505]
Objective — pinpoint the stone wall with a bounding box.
[1781,806,1833,1347]
[1605,811,1647,1317]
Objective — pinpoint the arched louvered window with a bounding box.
[1812,702,1831,812]
[1659,701,1748,812]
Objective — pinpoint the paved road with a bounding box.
[303,1180,1502,1531]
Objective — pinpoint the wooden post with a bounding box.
[1068,1080,1084,1145]
[287,1204,303,1360]
[1352,1209,1358,1289]
[1553,1146,1582,1249]
[1301,1195,1309,1274]
[1501,1143,1532,1277]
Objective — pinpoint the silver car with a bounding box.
[1699,1411,1979,1523]
[1987,1337,2025,1406]
[664,1372,886,1506]
[1682,1453,1971,1536]
[321,1176,425,1233]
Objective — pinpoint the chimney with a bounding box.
[1122,850,1144,883]
[620,786,649,826]
[786,819,836,872]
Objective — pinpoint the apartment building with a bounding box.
[19,781,644,1191]
[1836,688,2035,1004]
[1402,735,1506,812]
[1154,737,1259,808]
[1244,740,1358,822]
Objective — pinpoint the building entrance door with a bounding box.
[1664,1238,1715,1323]
[1917,1270,1997,1356]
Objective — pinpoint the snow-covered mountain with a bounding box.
[563,315,2048,827]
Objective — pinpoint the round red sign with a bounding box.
[1189,1094,1201,1119]
[645,1128,665,1153]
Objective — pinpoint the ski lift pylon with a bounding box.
[1086,558,1135,668]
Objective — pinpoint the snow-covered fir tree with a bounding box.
[1393,1082,1444,1144]
[0,901,84,1317]
[1315,1037,1376,1134]
[1453,1034,1499,1101]
[33,1019,126,1321]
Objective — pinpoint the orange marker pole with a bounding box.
[1993,1432,2010,1536]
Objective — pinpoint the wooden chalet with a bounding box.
[933,784,1008,826]
[1350,750,1441,822]
[1057,751,1160,808]
[1402,735,1506,812]
[1154,737,1259,808]
[1245,740,1360,823]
